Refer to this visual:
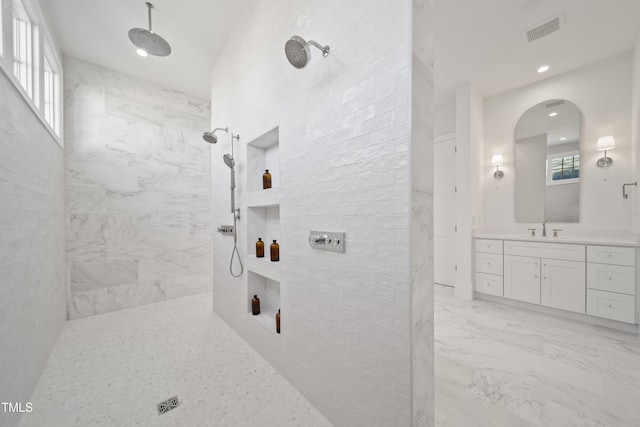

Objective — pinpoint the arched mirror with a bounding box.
[514,99,581,223]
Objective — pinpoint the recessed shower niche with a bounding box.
[247,205,281,261]
[247,271,281,333]
[247,127,280,193]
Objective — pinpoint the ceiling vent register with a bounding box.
[524,15,561,43]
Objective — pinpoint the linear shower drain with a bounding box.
[157,396,179,415]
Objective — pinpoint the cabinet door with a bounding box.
[541,259,586,313]
[504,255,540,304]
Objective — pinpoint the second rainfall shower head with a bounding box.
[285,35,330,69]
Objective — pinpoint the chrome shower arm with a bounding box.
[306,40,330,56]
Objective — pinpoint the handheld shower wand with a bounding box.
[223,134,240,219]
[223,134,242,277]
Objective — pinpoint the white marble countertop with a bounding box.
[473,233,640,247]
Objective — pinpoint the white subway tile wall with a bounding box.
[208,1,427,426]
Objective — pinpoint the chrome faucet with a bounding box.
[542,221,547,237]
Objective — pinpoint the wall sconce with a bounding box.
[596,135,615,167]
[492,154,504,179]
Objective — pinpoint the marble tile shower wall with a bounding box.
[64,58,211,319]
[0,69,66,427]
[209,1,415,426]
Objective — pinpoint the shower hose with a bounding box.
[230,213,243,277]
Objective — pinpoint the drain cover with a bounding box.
[157,396,179,415]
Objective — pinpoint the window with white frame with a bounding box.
[1,0,62,143]
[12,0,35,99]
[546,151,580,185]
[43,51,59,135]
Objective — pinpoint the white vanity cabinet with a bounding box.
[474,238,640,327]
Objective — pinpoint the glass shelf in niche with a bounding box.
[247,127,280,192]
[247,271,280,335]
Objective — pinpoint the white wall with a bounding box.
[209,1,424,425]
[632,35,640,232]
[64,58,211,319]
[435,96,456,137]
[484,53,634,233]
[455,84,483,299]
[0,68,66,427]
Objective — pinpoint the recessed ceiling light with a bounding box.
[549,112,558,117]
[560,137,567,141]
[538,65,550,73]
[136,48,148,57]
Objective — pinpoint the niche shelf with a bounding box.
[247,127,280,193]
[247,204,281,277]
[246,188,281,208]
[247,271,280,334]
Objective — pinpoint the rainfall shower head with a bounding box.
[202,127,229,144]
[285,36,330,69]
[128,3,171,57]
[223,154,235,169]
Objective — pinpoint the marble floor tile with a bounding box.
[434,284,640,427]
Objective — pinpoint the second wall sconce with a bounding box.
[492,154,504,179]
[596,135,615,167]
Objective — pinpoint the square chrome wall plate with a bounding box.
[308,231,345,253]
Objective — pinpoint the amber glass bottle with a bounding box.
[270,240,279,262]
[251,295,260,315]
[276,309,281,334]
[263,170,272,189]
[256,238,264,258]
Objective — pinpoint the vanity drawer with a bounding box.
[587,246,635,267]
[504,241,585,262]
[587,289,636,324]
[475,239,503,254]
[475,273,503,296]
[476,252,503,275]
[587,263,636,295]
